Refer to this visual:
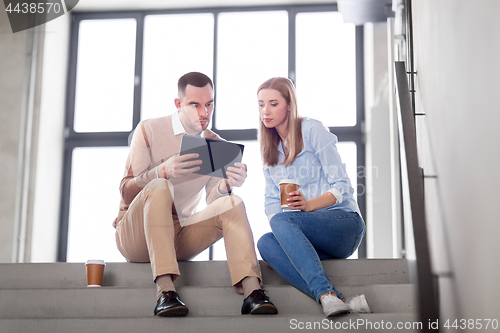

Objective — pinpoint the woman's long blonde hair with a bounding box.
[258,77,303,166]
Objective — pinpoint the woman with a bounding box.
[256,77,370,317]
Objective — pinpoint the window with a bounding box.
[67,147,129,262]
[74,19,137,133]
[141,13,214,121]
[215,11,288,130]
[60,5,365,262]
[296,12,357,127]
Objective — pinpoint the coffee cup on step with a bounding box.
[85,260,106,287]
[279,179,300,211]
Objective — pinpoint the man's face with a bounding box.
[175,84,214,136]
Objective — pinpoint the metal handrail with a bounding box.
[394,61,439,331]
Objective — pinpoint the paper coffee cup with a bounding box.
[85,260,106,287]
[279,179,300,210]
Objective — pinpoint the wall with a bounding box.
[0,10,26,262]
[0,10,44,262]
[30,16,69,262]
[412,0,500,324]
[364,22,395,258]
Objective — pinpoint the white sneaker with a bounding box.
[321,294,349,317]
[346,294,372,313]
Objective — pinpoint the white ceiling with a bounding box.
[74,0,337,12]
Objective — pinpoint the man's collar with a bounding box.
[171,111,186,136]
[172,111,205,137]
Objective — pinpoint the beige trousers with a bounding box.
[115,178,262,293]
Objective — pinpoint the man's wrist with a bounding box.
[217,180,232,195]
[164,165,170,180]
[157,165,170,180]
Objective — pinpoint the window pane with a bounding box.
[216,11,288,130]
[74,19,136,132]
[337,141,358,199]
[141,14,214,121]
[67,147,129,262]
[296,12,356,127]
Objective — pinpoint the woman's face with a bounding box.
[258,88,289,135]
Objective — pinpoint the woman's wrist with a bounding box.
[307,192,336,211]
[304,200,312,212]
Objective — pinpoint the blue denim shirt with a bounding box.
[263,118,361,220]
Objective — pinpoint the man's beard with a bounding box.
[199,118,210,129]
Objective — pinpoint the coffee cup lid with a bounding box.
[85,259,106,266]
[279,179,299,185]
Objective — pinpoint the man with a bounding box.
[113,72,277,317]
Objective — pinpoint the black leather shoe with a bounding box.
[241,289,278,315]
[154,291,189,317]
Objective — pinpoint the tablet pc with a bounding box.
[179,135,245,178]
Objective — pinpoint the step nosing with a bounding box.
[0,283,415,290]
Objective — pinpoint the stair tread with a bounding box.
[0,313,422,333]
[0,258,410,289]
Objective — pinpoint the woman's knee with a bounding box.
[257,232,276,260]
[269,212,295,232]
[257,232,274,252]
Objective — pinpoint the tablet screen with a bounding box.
[179,135,244,178]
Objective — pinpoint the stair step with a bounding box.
[0,313,422,333]
[0,284,415,319]
[0,259,410,289]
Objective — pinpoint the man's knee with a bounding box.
[144,178,174,203]
[215,195,251,229]
[145,178,173,191]
[216,194,245,215]
[220,194,243,206]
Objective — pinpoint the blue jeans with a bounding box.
[257,209,365,303]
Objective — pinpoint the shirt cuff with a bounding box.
[135,168,157,188]
[327,188,343,205]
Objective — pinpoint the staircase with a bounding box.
[0,259,418,332]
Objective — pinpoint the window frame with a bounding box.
[58,4,366,261]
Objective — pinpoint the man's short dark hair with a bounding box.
[178,72,213,97]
